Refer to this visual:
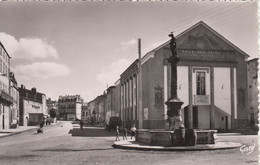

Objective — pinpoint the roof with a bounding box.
[0,41,11,59]
[248,58,259,63]
[142,21,250,61]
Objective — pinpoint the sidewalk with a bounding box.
[0,121,62,138]
[0,126,38,138]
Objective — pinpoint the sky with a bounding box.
[0,1,258,102]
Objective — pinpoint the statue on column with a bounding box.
[166,32,184,131]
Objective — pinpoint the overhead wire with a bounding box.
[140,2,237,41]
[140,2,255,47]
[137,2,256,56]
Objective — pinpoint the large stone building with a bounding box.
[247,58,258,124]
[121,21,250,130]
[19,85,48,126]
[0,42,14,130]
[120,60,139,128]
[58,95,83,121]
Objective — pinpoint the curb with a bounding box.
[112,141,242,151]
[0,128,37,139]
[217,133,242,136]
[0,122,62,138]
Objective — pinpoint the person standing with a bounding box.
[80,120,83,130]
[130,124,137,139]
[123,127,128,140]
[115,126,120,141]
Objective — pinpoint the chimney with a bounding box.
[31,87,37,93]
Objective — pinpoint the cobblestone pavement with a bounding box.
[0,121,258,165]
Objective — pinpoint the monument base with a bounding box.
[136,129,217,146]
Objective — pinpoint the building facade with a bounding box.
[138,21,249,130]
[94,94,106,125]
[247,58,259,124]
[88,21,253,131]
[58,95,83,121]
[120,60,139,128]
[0,42,14,130]
[87,100,95,124]
[81,102,88,122]
[19,85,48,126]
[105,86,115,119]
[114,79,121,117]
[10,72,19,128]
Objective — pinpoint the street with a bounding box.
[0,121,258,165]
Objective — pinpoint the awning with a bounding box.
[0,91,13,105]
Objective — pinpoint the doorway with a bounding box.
[193,107,198,129]
[184,106,189,128]
[225,116,228,130]
[2,115,4,129]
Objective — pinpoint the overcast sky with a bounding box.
[0,1,258,102]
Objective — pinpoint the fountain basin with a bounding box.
[136,129,217,146]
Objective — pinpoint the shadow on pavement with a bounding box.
[33,148,114,152]
[69,127,117,137]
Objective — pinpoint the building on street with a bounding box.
[10,72,19,128]
[19,85,48,126]
[87,100,95,124]
[94,94,106,125]
[114,79,121,117]
[137,21,249,130]
[105,86,115,121]
[247,58,259,125]
[58,95,83,121]
[120,60,139,128]
[81,102,88,122]
[87,21,254,131]
[0,42,14,130]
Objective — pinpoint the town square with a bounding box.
[0,1,259,165]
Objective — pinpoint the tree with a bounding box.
[50,109,57,118]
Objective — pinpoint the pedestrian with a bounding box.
[115,126,120,141]
[39,121,44,129]
[37,121,44,134]
[130,124,137,139]
[80,120,83,130]
[123,127,128,140]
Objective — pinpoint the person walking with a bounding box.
[115,126,120,141]
[130,124,137,139]
[123,127,128,140]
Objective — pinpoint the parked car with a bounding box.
[105,116,122,130]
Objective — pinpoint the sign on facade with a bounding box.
[194,95,210,105]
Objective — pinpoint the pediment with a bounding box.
[176,24,233,51]
[149,22,249,58]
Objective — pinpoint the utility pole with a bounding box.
[138,38,143,129]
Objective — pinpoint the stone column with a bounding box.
[188,66,193,129]
[210,67,215,129]
[165,33,183,131]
